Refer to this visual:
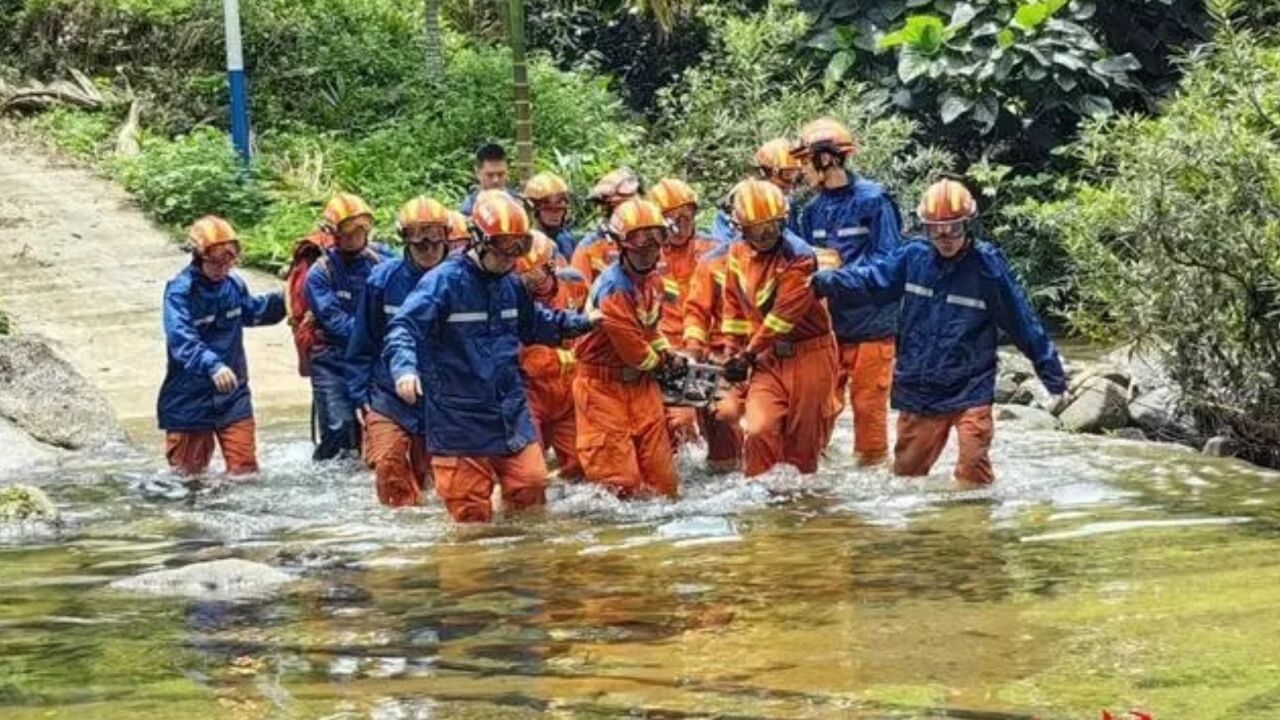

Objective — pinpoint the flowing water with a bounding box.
[3,414,1280,720]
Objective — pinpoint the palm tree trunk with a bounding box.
[509,0,533,181]
[423,0,444,78]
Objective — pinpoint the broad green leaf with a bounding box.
[973,95,1000,132]
[834,25,858,49]
[972,21,1002,38]
[1054,72,1078,92]
[1052,51,1087,71]
[1092,54,1142,76]
[947,3,978,32]
[878,14,947,55]
[1013,0,1069,32]
[826,51,855,84]
[1073,94,1114,117]
[805,28,838,52]
[940,93,974,124]
[898,48,931,83]
[997,28,1016,49]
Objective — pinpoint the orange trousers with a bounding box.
[667,406,700,449]
[165,418,258,476]
[573,371,678,499]
[742,336,839,477]
[364,410,431,508]
[834,338,895,465]
[431,442,548,523]
[893,405,995,486]
[527,375,582,480]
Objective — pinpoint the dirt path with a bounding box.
[0,138,309,441]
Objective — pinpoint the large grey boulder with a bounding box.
[0,417,62,476]
[1128,386,1199,442]
[109,558,296,601]
[994,404,1062,431]
[0,335,124,449]
[1106,343,1174,397]
[1059,377,1130,433]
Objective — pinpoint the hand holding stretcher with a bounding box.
[657,359,726,409]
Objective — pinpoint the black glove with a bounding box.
[655,351,689,385]
[722,351,754,383]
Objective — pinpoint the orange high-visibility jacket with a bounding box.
[576,263,668,372]
[682,242,732,356]
[569,226,618,289]
[519,265,590,382]
[658,236,718,346]
[722,232,833,357]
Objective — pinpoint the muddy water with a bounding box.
[3,415,1280,720]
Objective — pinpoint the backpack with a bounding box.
[283,231,334,377]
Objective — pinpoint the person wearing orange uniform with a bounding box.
[573,198,685,499]
[720,179,839,478]
[570,167,642,288]
[515,231,590,480]
[648,177,721,451]
[681,239,744,473]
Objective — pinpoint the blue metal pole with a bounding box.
[223,0,251,165]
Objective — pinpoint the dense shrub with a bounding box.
[1022,26,1280,463]
[649,0,950,214]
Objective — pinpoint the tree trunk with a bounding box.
[509,0,533,181]
[423,0,444,79]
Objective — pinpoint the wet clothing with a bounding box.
[165,417,258,476]
[800,177,903,343]
[158,266,285,432]
[835,338,895,464]
[659,236,718,346]
[305,245,386,460]
[521,265,590,479]
[811,238,1068,415]
[569,225,618,288]
[894,405,995,485]
[680,241,743,471]
[364,409,430,507]
[573,262,678,498]
[722,231,839,477]
[384,253,590,457]
[432,442,548,523]
[347,254,429,434]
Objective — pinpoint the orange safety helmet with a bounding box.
[608,198,669,249]
[754,138,802,172]
[321,192,374,230]
[731,179,788,227]
[523,171,570,205]
[648,177,698,214]
[793,117,858,160]
[396,196,451,236]
[917,179,977,224]
[187,215,238,255]
[471,189,532,238]
[446,210,471,244]
[514,230,558,275]
[587,167,641,206]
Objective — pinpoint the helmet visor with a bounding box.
[404,223,449,245]
[489,233,534,258]
[621,226,666,251]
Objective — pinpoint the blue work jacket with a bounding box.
[812,238,1068,414]
[157,266,285,431]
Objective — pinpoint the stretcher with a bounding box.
[658,360,725,409]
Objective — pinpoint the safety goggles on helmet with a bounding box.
[202,242,242,267]
[620,226,667,251]
[338,215,373,236]
[403,223,449,245]
[922,219,968,242]
[486,232,535,258]
[535,193,570,210]
[739,219,782,247]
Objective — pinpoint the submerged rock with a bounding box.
[1060,377,1130,433]
[994,404,1062,431]
[0,483,59,523]
[109,558,296,600]
[1203,436,1237,458]
[1110,427,1148,442]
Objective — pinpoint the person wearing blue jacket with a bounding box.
[810,179,1068,488]
[158,216,285,476]
[384,191,593,523]
[795,117,905,467]
[458,142,514,215]
[347,197,452,507]
[304,193,388,461]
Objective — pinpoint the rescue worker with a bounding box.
[709,138,805,244]
[570,167,642,287]
[305,193,387,461]
[158,216,285,476]
[794,116,904,467]
[524,171,578,259]
[573,198,683,499]
[347,196,452,507]
[810,179,1068,488]
[384,190,593,522]
[649,177,718,449]
[515,231,590,480]
[446,210,470,255]
[682,238,744,473]
[720,179,839,478]
[458,142,512,215]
